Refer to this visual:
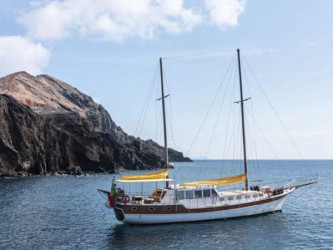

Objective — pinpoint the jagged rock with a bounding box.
[0,71,190,177]
[0,72,191,163]
[0,94,166,176]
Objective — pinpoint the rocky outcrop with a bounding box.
[0,95,165,177]
[0,72,190,177]
[0,71,117,134]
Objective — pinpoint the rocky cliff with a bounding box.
[0,72,190,177]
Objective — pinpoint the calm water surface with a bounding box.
[0,160,332,249]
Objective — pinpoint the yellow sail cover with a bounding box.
[180,173,247,187]
[120,169,169,181]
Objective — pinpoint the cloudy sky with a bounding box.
[0,0,332,159]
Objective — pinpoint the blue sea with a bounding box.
[1,160,332,249]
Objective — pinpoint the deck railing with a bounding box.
[290,175,318,189]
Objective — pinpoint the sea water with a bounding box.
[0,160,332,249]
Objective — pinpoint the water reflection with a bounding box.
[108,213,289,249]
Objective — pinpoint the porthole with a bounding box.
[166,207,172,211]
[131,207,137,211]
[148,207,155,212]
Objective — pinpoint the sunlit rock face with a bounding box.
[0,72,190,177]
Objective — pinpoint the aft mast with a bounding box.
[237,49,249,191]
[159,57,169,189]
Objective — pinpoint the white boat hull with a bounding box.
[117,193,290,224]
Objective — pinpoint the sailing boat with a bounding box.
[100,49,317,224]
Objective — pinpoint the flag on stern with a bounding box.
[109,177,116,207]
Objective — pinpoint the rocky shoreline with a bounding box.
[0,72,191,177]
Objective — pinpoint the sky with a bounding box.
[0,0,332,159]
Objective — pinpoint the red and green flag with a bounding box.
[109,178,116,207]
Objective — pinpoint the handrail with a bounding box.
[291,175,318,189]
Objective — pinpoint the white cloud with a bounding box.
[18,0,202,42]
[0,36,50,76]
[205,0,246,27]
[18,0,246,42]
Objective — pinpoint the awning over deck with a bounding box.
[117,178,174,183]
[118,169,170,183]
[180,173,247,187]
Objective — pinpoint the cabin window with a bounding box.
[237,195,242,200]
[148,207,155,212]
[219,197,224,201]
[212,189,218,197]
[131,207,137,211]
[203,190,211,198]
[245,195,251,199]
[253,194,258,198]
[228,197,233,201]
[259,194,263,197]
[166,207,172,211]
[195,190,202,199]
[185,190,194,199]
[177,190,185,200]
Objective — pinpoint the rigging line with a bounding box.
[244,106,285,174]
[168,97,176,148]
[242,65,261,180]
[209,97,225,175]
[221,60,237,162]
[134,64,159,136]
[205,57,236,157]
[166,104,174,147]
[162,49,234,60]
[217,59,237,176]
[240,56,260,181]
[235,114,242,176]
[244,105,282,162]
[233,61,242,177]
[221,110,240,177]
[163,67,181,181]
[137,65,158,136]
[156,107,162,143]
[220,58,238,177]
[242,55,307,163]
[138,73,157,137]
[155,75,159,142]
[155,75,163,145]
[186,56,236,157]
[242,60,283,175]
[165,111,173,148]
[244,113,260,180]
[163,66,176,148]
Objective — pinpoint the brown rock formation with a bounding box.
[0,72,190,177]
